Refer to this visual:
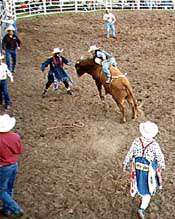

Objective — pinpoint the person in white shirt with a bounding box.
[103,9,116,39]
[0,54,13,109]
[123,121,165,219]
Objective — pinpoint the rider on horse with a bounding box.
[40,48,73,97]
[88,45,118,83]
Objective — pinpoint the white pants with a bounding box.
[140,195,151,210]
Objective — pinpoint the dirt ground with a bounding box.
[0,10,175,219]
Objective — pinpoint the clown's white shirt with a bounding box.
[123,136,165,169]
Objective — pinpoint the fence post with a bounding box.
[173,0,175,9]
[75,0,78,12]
[43,0,47,15]
[105,0,107,9]
[137,0,140,9]
[28,0,32,15]
[93,0,96,11]
[122,0,124,10]
[110,0,112,10]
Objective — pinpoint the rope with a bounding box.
[46,121,85,130]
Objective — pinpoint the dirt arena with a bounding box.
[0,10,174,219]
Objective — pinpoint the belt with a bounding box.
[135,162,149,172]
[0,163,17,168]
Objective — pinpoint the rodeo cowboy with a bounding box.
[88,45,118,83]
[123,121,165,219]
[40,48,73,97]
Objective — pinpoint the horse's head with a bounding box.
[75,57,97,77]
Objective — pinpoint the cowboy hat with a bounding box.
[0,54,4,60]
[6,25,15,32]
[139,121,158,139]
[88,45,100,53]
[0,114,16,132]
[52,48,63,54]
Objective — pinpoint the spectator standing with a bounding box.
[0,114,24,218]
[2,25,21,73]
[103,9,116,39]
[0,54,13,109]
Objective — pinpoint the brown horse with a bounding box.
[75,58,142,122]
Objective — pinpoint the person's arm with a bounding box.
[16,35,21,48]
[103,14,107,21]
[14,133,25,154]
[40,58,51,72]
[154,143,165,170]
[96,51,106,60]
[2,35,7,50]
[6,66,14,82]
[111,14,116,24]
[123,139,136,171]
[102,50,112,58]
[62,56,72,66]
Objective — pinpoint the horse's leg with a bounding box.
[113,97,126,123]
[95,80,104,101]
[127,96,137,119]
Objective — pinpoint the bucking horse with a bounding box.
[75,57,142,122]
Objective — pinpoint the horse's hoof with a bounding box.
[122,118,126,123]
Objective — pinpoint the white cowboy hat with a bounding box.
[52,48,63,54]
[88,45,100,53]
[139,121,158,139]
[6,25,15,32]
[0,54,4,60]
[0,114,16,132]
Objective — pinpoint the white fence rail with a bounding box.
[14,0,175,19]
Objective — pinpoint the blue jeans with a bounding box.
[0,80,11,106]
[105,22,116,38]
[5,49,17,72]
[0,163,22,214]
[102,58,118,78]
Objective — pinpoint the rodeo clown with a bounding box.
[40,48,73,97]
[123,121,165,219]
[88,45,118,84]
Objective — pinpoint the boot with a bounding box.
[137,209,145,219]
[11,210,24,218]
[42,89,47,98]
[66,87,72,95]
[67,90,73,95]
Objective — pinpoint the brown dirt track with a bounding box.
[1,10,175,219]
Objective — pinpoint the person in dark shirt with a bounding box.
[0,114,24,218]
[2,25,21,73]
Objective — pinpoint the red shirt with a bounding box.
[0,132,24,166]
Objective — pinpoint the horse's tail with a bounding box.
[124,81,143,116]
